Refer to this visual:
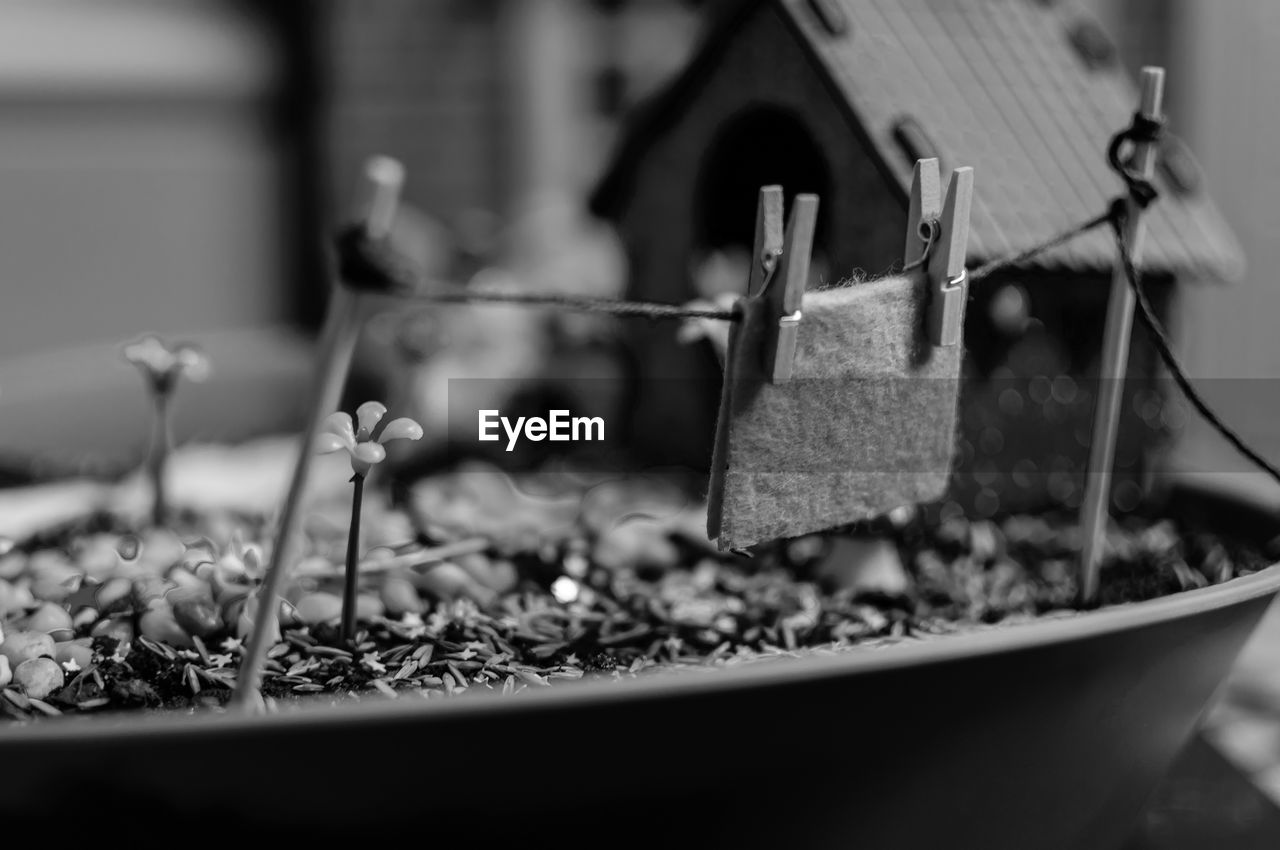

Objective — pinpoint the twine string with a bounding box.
[330,109,1280,490]
[1114,213,1280,488]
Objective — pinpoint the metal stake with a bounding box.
[1078,67,1165,606]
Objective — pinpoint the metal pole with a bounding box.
[1078,67,1165,606]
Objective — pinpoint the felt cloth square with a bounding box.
[707,275,963,550]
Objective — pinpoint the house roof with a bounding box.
[590,0,1244,282]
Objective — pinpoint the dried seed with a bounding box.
[286,632,317,648]
[515,669,549,687]
[3,689,30,711]
[306,646,353,660]
[190,635,213,667]
[598,625,650,646]
[185,665,201,695]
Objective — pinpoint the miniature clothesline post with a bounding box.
[1079,66,1166,606]
[231,156,405,711]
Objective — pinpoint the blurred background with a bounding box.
[0,0,1276,503]
[0,0,712,476]
[1,0,1277,477]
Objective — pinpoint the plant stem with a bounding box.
[341,474,365,643]
[148,391,172,527]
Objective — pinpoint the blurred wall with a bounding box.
[0,0,289,359]
[1168,0,1280,479]
[323,0,508,229]
[322,0,701,235]
[1174,0,1280,382]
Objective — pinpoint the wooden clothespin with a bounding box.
[905,159,974,347]
[905,157,942,270]
[746,186,818,382]
[747,185,785,298]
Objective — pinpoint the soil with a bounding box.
[0,467,1271,724]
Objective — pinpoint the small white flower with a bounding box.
[220,636,243,653]
[124,335,211,391]
[208,653,233,669]
[62,658,81,674]
[361,652,387,675]
[315,401,423,477]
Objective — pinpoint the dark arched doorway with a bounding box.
[693,105,832,292]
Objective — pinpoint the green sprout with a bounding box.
[124,336,210,527]
[317,401,423,642]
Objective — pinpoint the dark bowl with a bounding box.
[1,490,1278,848]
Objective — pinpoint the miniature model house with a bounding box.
[589,0,1243,515]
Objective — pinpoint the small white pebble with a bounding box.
[20,602,73,635]
[1,631,56,667]
[551,576,580,604]
[139,605,195,649]
[563,553,589,579]
[295,592,344,624]
[14,657,63,700]
[380,575,423,616]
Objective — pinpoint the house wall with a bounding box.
[618,0,905,468]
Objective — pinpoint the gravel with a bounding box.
[0,473,1269,723]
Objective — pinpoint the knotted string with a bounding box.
[327,110,1280,488]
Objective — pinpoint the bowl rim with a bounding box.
[4,561,1278,747]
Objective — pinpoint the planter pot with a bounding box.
[1,485,1277,849]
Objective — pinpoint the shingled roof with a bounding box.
[590,0,1244,282]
